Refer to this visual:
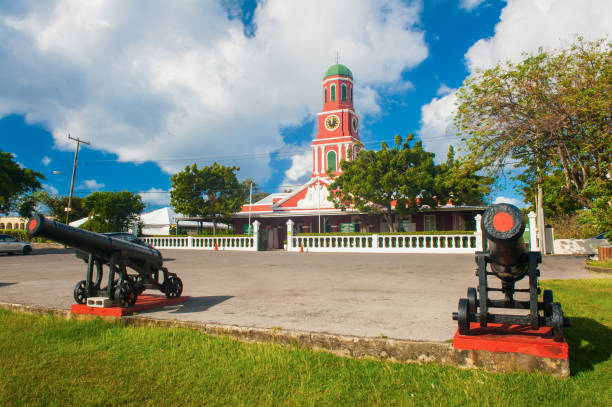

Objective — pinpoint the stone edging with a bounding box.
[0,301,569,377]
[585,265,612,274]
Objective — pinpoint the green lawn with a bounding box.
[587,258,612,269]
[0,278,610,407]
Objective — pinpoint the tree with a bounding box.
[516,170,582,219]
[18,191,88,221]
[434,146,493,206]
[240,178,269,204]
[455,37,611,235]
[80,191,144,233]
[170,163,243,235]
[0,150,44,214]
[329,135,437,232]
[328,136,492,232]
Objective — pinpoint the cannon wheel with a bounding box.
[164,276,183,299]
[73,280,88,304]
[467,287,477,314]
[457,298,470,335]
[543,290,553,317]
[551,303,564,341]
[115,282,138,308]
[131,275,146,295]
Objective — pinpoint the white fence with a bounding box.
[143,235,256,251]
[285,218,483,254]
[143,216,487,254]
[553,238,610,255]
[287,233,478,253]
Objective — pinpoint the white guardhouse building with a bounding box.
[233,64,484,249]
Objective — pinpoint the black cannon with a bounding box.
[452,203,570,341]
[27,214,182,307]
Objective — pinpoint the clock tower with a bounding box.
[312,64,360,178]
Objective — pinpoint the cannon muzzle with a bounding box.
[27,214,162,268]
[481,203,528,282]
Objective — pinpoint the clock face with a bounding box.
[325,114,340,131]
[352,117,358,133]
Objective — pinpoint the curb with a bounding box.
[585,265,612,274]
[0,301,569,377]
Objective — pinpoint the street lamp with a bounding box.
[65,134,90,224]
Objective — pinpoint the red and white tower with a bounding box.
[312,64,360,178]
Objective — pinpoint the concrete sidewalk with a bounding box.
[0,249,597,342]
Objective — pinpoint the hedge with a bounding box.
[0,229,49,243]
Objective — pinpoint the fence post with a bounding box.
[528,211,538,251]
[253,220,260,251]
[286,219,294,251]
[372,234,379,249]
[474,214,483,251]
[187,235,193,248]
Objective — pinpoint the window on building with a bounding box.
[322,217,331,233]
[324,87,327,103]
[330,84,336,101]
[327,150,337,173]
[341,84,347,101]
[453,213,465,231]
[351,86,353,102]
[399,216,415,232]
[424,215,436,231]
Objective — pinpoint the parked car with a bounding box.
[0,234,33,255]
[75,232,159,262]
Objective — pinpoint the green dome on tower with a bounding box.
[323,64,353,80]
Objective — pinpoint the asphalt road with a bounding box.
[0,248,599,342]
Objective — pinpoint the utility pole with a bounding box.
[318,183,321,233]
[65,134,90,225]
[248,181,253,234]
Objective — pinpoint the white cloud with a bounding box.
[42,183,58,195]
[493,196,525,208]
[139,187,170,207]
[41,155,51,166]
[0,0,428,184]
[459,0,485,11]
[418,0,612,163]
[436,83,453,96]
[418,90,458,162]
[465,0,612,73]
[281,149,312,189]
[78,179,105,190]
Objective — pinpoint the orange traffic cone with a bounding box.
[214,241,218,251]
[300,243,303,253]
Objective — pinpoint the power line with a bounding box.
[77,134,465,165]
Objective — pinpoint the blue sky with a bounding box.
[1,0,610,212]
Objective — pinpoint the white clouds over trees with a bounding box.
[0,0,427,184]
[418,0,612,162]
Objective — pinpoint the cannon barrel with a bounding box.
[26,214,162,268]
[481,203,528,282]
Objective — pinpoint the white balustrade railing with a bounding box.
[143,235,256,251]
[287,233,478,253]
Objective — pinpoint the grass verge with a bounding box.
[586,259,612,269]
[1,279,610,407]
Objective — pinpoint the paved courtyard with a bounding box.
[0,248,597,342]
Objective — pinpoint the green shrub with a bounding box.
[296,230,475,237]
[0,229,47,243]
[145,233,247,238]
[550,212,602,239]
